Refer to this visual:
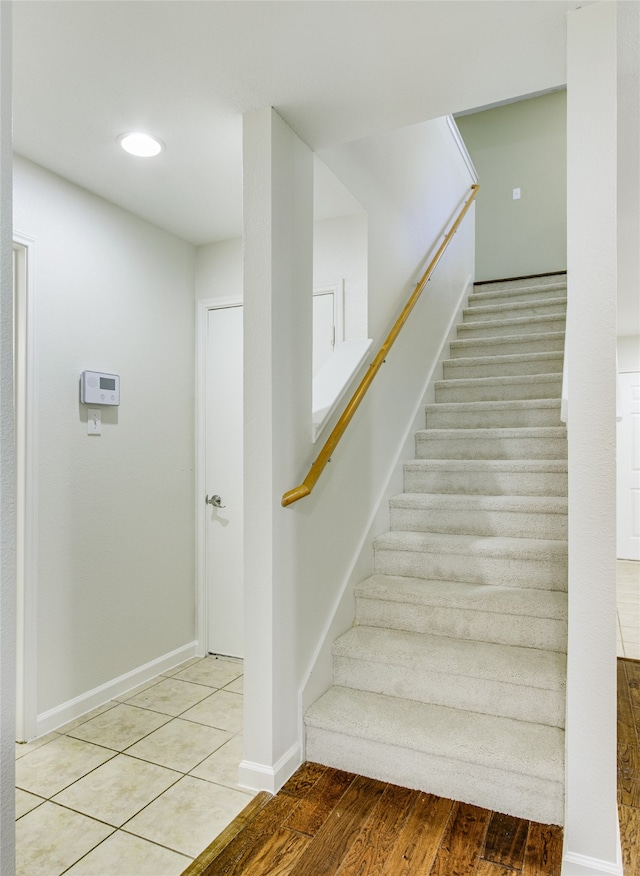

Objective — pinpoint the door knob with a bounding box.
[205,494,226,508]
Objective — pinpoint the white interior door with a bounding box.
[206,304,244,657]
[617,371,640,560]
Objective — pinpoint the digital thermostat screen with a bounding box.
[100,377,116,391]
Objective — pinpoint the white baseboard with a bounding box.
[35,641,199,737]
[237,742,302,794]
[562,850,623,876]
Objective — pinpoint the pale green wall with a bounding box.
[456,91,567,282]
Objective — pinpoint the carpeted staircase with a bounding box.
[305,274,568,826]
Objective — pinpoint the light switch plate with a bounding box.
[87,408,102,435]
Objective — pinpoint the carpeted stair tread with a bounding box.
[403,458,568,474]
[356,574,567,619]
[389,492,567,515]
[435,373,563,392]
[389,490,568,538]
[435,373,562,403]
[416,426,567,440]
[404,459,568,496]
[443,350,563,379]
[468,282,567,306]
[415,427,567,460]
[424,398,562,429]
[426,398,561,412]
[305,686,564,783]
[355,575,568,652]
[473,274,566,293]
[403,458,568,497]
[334,626,565,691]
[374,524,567,588]
[373,530,567,560]
[416,426,567,439]
[333,628,565,727]
[462,297,567,323]
[456,313,566,338]
[449,331,565,358]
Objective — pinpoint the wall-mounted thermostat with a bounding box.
[80,371,120,406]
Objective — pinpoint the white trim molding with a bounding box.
[446,114,479,184]
[561,849,623,876]
[13,231,39,743]
[34,641,198,737]
[238,742,302,794]
[313,280,345,348]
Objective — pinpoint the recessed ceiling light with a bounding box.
[118,132,164,158]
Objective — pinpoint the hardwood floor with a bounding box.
[617,659,640,873]
[182,767,562,875]
[183,659,640,876]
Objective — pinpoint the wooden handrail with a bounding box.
[282,183,480,507]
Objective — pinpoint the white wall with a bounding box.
[0,1,15,868]
[563,4,621,874]
[313,213,368,340]
[240,109,475,790]
[13,157,197,729]
[196,237,242,301]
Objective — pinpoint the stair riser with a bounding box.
[435,378,562,403]
[333,656,565,728]
[450,334,565,358]
[415,435,567,460]
[463,302,566,323]
[305,727,563,825]
[443,356,563,379]
[355,598,568,652]
[425,407,562,429]
[468,287,566,306]
[390,507,567,540]
[404,467,567,496]
[457,317,566,339]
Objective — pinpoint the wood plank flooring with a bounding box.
[617,658,640,874]
[183,659,640,876]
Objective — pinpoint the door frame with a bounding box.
[195,296,243,656]
[13,232,39,742]
[313,280,345,352]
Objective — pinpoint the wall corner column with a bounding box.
[563,3,621,874]
[240,107,313,792]
[0,1,16,872]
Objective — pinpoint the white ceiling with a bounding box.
[12,1,588,245]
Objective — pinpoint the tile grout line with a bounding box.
[16,657,250,876]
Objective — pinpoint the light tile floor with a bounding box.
[15,656,254,876]
[617,559,640,660]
